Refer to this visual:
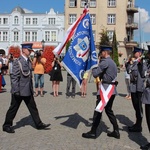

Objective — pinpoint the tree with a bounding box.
[112,30,119,67]
[99,28,111,46]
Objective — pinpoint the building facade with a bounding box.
[65,0,138,64]
[0,7,65,54]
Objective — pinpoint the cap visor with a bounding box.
[27,48,34,51]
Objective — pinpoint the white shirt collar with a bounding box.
[22,54,28,61]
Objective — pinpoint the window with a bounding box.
[26,18,31,25]
[107,30,114,41]
[69,14,76,24]
[48,18,56,25]
[51,31,56,41]
[33,18,37,25]
[14,32,19,41]
[90,0,96,7]
[45,31,57,41]
[3,32,8,41]
[25,32,30,41]
[108,0,116,7]
[45,31,50,41]
[81,0,85,7]
[32,32,37,41]
[3,18,8,24]
[14,16,19,24]
[107,14,116,24]
[90,14,96,24]
[69,0,77,7]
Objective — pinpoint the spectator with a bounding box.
[0,54,2,91]
[32,50,46,97]
[2,54,8,75]
[81,71,89,98]
[124,55,133,100]
[50,56,63,97]
[66,72,76,99]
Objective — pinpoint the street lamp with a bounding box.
[41,39,45,50]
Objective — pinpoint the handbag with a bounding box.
[48,69,54,76]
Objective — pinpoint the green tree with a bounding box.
[112,30,119,66]
[99,28,111,46]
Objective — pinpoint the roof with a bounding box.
[12,6,25,14]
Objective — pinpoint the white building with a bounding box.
[0,7,65,54]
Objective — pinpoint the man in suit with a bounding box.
[2,43,50,133]
[140,47,150,150]
[127,47,147,132]
[82,45,120,139]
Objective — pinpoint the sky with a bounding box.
[0,0,150,43]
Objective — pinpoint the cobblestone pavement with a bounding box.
[0,71,149,150]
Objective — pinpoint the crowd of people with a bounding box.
[1,42,150,150]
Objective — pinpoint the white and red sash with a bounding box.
[95,83,115,113]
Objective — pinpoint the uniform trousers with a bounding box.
[92,95,119,131]
[66,75,76,96]
[131,92,143,126]
[3,94,42,127]
[145,104,150,132]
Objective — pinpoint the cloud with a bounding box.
[23,8,33,13]
[134,8,150,33]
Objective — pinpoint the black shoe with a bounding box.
[3,126,15,133]
[37,123,51,130]
[82,130,96,139]
[128,124,137,130]
[71,96,75,99]
[128,126,142,132]
[107,130,120,139]
[140,143,150,150]
[66,96,69,99]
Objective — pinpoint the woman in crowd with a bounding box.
[32,50,46,97]
[50,56,63,97]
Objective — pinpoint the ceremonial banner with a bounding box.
[53,9,88,55]
[95,84,115,113]
[62,13,97,87]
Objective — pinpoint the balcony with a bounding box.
[125,40,138,48]
[127,4,138,13]
[126,22,138,30]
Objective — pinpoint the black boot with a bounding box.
[128,120,142,132]
[140,143,150,150]
[107,130,120,139]
[82,127,97,139]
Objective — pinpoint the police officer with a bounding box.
[140,47,150,150]
[2,43,50,133]
[128,47,147,132]
[82,45,120,139]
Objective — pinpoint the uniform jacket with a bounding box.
[11,55,33,96]
[92,56,117,95]
[141,60,150,104]
[129,59,147,93]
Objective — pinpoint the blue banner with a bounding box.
[62,13,98,87]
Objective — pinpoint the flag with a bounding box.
[62,13,98,87]
[53,9,88,56]
[95,84,115,113]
